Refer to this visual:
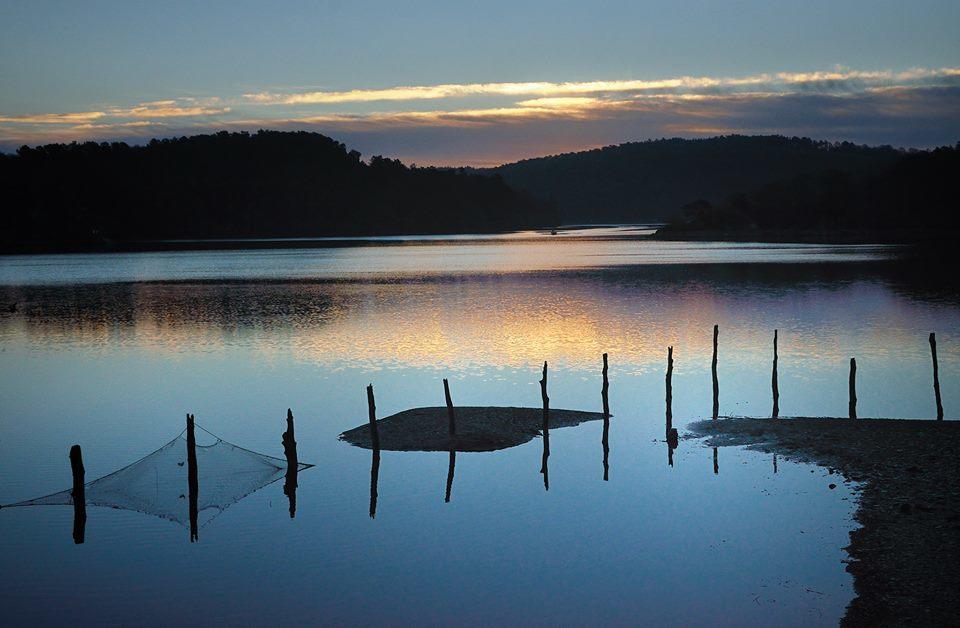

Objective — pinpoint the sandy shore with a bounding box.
[689,417,960,627]
[340,406,606,452]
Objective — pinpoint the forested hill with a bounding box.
[488,135,904,223]
[0,131,557,253]
[655,144,959,240]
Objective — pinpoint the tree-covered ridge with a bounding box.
[657,144,959,239]
[489,135,905,223]
[0,130,557,253]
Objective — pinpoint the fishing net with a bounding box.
[3,424,311,529]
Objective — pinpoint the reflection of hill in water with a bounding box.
[2,261,958,371]
[3,425,311,530]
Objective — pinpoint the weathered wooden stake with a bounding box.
[601,353,610,418]
[772,329,780,419]
[282,408,299,519]
[366,384,380,450]
[443,378,456,435]
[848,358,857,420]
[445,449,456,503]
[712,325,719,420]
[665,347,674,438]
[930,333,944,420]
[540,361,550,432]
[539,361,550,491]
[69,444,86,544]
[186,413,199,542]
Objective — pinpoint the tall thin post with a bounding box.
[712,325,719,420]
[601,353,610,418]
[665,347,674,438]
[443,378,456,436]
[186,413,199,542]
[69,445,86,544]
[772,330,780,419]
[930,333,944,420]
[366,384,380,451]
[539,362,550,491]
[848,358,857,420]
[540,361,550,432]
[282,408,299,519]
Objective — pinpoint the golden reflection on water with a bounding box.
[3,270,957,374]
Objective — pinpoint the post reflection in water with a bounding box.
[601,415,610,482]
[539,362,550,492]
[667,429,679,468]
[186,413,199,543]
[713,447,719,475]
[369,449,380,519]
[445,449,455,503]
[601,352,610,481]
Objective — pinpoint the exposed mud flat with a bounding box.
[340,406,606,452]
[689,417,960,627]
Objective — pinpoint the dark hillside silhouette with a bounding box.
[656,144,959,240]
[488,135,904,223]
[0,131,556,253]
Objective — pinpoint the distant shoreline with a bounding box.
[0,224,662,256]
[651,227,957,245]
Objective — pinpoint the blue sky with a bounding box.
[1,0,958,164]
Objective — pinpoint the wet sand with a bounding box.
[689,417,960,627]
[340,406,606,451]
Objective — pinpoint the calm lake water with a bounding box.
[1,228,956,626]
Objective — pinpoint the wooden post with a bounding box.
[443,378,456,436]
[712,325,719,420]
[445,449,456,503]
[772,330,780,419]
[540,362,550,432]
[665,347,674,438]
[282,408,299,519]
[601,353,610,418]
[539,362,550,491]
[366,384,380,451]
[848,359,857,420]
[930,333,944,420]
[186,413,199,542]
[69,445,86,545]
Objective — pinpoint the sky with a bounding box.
[1,0,958,165]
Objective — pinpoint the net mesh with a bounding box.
[4,425,310,529]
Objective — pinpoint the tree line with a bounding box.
[0,130,557,253]
[658,144,958,240]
